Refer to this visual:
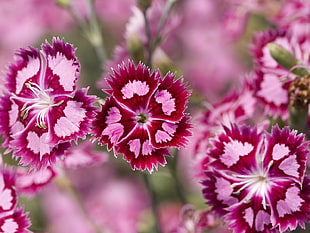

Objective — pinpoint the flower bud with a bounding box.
[268,43,308,76]
[127,34,145,65]
[54,0,70,8]
[137,0,152,12]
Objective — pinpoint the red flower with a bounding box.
[92,60,191,172]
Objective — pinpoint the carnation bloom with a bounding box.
[0,38,97,169]
[202,124,310,233]
[0,168,32,233]
[92,60,191,172]
[250,28,310,119]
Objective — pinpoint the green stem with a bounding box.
[62,0,107,63]
[142,173,162,233]
[142,9,153,67]
[167,155,187,204]
[289,105,309,138]
[86,0,107,63]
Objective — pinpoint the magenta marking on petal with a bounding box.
[220,140,253,167]
[272,143,290,160]
[102,123,124,144]
[276,186,303,217]
[54,101,86,137]
[106,107,122,124]
[0,188,14,210]
[48,53,77,91]
[1,218,18,233]
[128,139,141,158]
[16,57,40,94]
[155,130,172,143]
[154,90,176,115]
[279,155,300,178]
[121,80,150,99]
[142,140,153,155]
[255,210,270,232]
[244,207,254,228]
[162,122,177,135]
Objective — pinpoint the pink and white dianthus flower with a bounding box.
[0,168,32,233]
[250,28,310,119]
[92,60,191,172]
[202,124,310,233]
[0,38,98,169]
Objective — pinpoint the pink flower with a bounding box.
[0,38,98,169]
[15,166,56,196]
[58,141,108,169]
[250,28,310,119]
[92,60,191,172]
[0,167,32,233]
[202,124,310,233]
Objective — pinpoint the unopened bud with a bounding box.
[127,34,145,65]
[137,0,152,12]
[54,0,70,8]
[268,43,308,76]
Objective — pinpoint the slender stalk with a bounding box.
[142,9,153,67]
[55,172,104,233]
[59,0,107,63]
[142,172,162,233]
[86,0,107,63]
[167,155,187,204]
[155,0,177,40]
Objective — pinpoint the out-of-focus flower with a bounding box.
[16,166,56,196]
[184,80,258,179]
[272,0,310,38]
[170,205,216,233]
[168,0,243,102]
[0,37,98,169]
[202,124,310,233]
[250,28,310,119]
[58,141,107,169]
[41,184,95,233]
[0,167,32,233]
[0,0,73,69]
[92,60,191,172]
[84,177,149,233]
[41,165,149,233]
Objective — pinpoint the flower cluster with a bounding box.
[0,0,310,232]
[202,125,310,233]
